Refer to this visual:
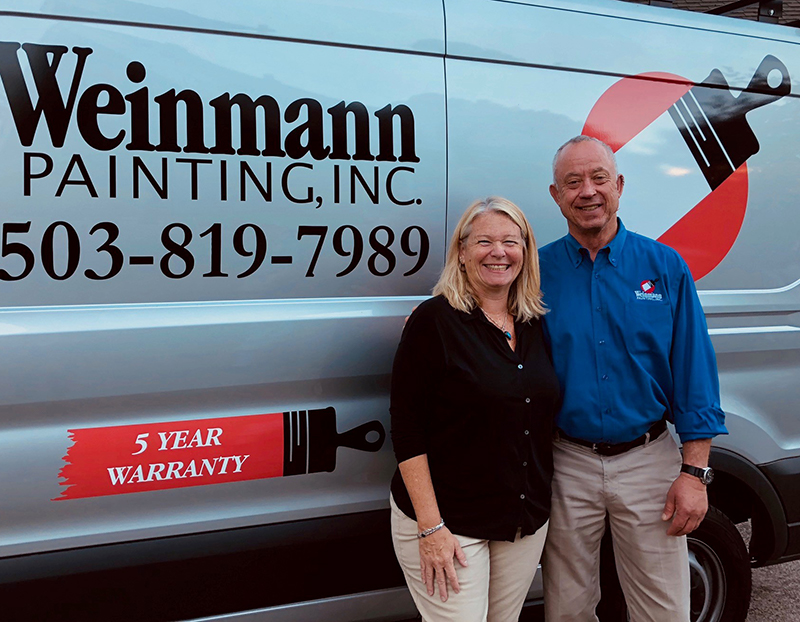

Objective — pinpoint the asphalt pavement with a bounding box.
[748,558,800,621]
[742,522,800,622]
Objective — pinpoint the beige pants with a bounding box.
[391,495,548,622]
[543,430,690,622]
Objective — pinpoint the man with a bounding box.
[539,135,727,621]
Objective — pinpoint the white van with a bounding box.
[0,1,797,621]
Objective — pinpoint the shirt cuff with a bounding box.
[674,406,728,444]
[677,432,726,443]
[392,442,427,464]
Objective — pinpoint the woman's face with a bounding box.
[458,211,524,301]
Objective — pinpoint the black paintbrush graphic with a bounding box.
[668,55,790,191]
[283,407,385,476]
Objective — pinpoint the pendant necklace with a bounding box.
[482,308,512,340]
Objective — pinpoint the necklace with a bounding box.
[482,308,513,340]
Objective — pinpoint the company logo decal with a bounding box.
[0,42,420,207]
[635,278,662,301]
[641,278,657,294]
[583,55,790,280]
[0,42,432,288]
[53,407,385,500]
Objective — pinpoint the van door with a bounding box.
[445,0,800,455]
[0,2,445,607]
[445,0,800,617]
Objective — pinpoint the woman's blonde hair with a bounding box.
[433,197,546,322]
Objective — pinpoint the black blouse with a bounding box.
[390,295,560,542]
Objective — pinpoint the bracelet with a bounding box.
[418,519,445,539]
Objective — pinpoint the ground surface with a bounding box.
[748,558,800,621]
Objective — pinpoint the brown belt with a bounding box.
[557,419,667,456]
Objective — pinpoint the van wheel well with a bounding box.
[707,470,774,564]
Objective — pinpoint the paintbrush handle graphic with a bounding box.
[284,407,386,476]
[738,54,792,108]
[669,55,790,190]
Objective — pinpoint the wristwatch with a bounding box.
[681,464,714,485]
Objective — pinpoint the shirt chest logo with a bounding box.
[635,278,663,301]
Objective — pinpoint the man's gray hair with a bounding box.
[552,135,618,185]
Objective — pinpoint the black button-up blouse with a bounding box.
[390,295,560,542]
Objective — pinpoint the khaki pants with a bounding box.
[391,495,548,622]
[543,430,690,622]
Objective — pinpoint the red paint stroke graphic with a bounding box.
[583,71,748,280]
[584,72,692,153]
[658,163,747,281]
[54,407,385,500]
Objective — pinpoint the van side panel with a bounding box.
[446,0,800,561]
[0,0,445,55]
[0,3,446,569]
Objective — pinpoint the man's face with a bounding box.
[549,141,624,239]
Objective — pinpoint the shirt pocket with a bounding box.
[623,299,673,357]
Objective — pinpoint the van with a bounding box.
[0,1,797,621]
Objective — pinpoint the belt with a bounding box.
[557,419,667,457]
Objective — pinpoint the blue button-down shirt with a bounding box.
[539,219,727,444]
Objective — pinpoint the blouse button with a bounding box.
[524,430,530,435]
[522,461,528,467]
[525,397,531,404]
[520,494,526,500]
[518,364,523,370]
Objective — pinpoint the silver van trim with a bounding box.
[709,325,800,335]
[188,587,418,622]
[703,275,800,295]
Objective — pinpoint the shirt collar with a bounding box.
[563,233,585,268]
[563,218,628,269]
[605,218,627,268]
[462,304,483,322]
[461,302,524,333]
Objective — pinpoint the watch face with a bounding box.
[702,468,715,485]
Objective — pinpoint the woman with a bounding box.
[390,197,560,622]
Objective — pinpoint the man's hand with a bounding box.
[662,473,708,536]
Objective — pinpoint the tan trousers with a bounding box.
[391,495,548,622]
[543,430,690,622]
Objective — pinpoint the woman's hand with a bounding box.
[396,455,465,601]
[418,526,468,602]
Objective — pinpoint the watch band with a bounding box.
[681,464,714,485]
